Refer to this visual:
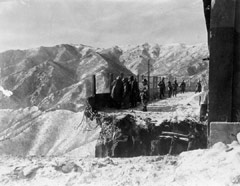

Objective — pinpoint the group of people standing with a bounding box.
[110,73,188,111]
[110,74,139,109]
[158,78,187,99]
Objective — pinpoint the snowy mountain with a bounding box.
[0,44,132,110]
[120,42,209,79]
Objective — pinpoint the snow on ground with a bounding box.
[102,92,201,126]
[0,141,240,186]
[0,86,12,97]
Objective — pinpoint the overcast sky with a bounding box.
[0,0,207,52]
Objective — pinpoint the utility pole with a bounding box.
[92,75,96,97]
[140,54,151,91]
[148,58,150,91]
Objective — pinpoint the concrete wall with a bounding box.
[210,122,240,146]
[208,0,240,146]
[208,0,240,122]
[232,0,240,121]
[209,0,236,122]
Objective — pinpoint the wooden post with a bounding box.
[153,77,155,98]
[148,59,150,95]
[156,76,158,95]
[108,73,111,93]
[92,75,96,97]
[109,73,114,93]
[209,0,236,122]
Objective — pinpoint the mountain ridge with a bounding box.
[0,42,208,110]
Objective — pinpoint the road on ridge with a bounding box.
[103,92,201,125]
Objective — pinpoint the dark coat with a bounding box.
[173,81,178,91]
[111,78,124,102]
[196,82,202,93]
[180,81,186,89]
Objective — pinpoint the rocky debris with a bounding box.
[7,160,83,180]
[91,157,118,168]
[53,161,83,174]
[9,164,44,180]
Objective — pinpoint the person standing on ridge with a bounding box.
[129,76,139,108]
[195,80,202,93]
[122,77,131,109]
[172,79,178,97]
[167,81,173,98]
[111,75,124,109]
[180,80,186,93]
[139,79,149,112]
[158,77,165,99]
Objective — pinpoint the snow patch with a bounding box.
[0,86,12,97]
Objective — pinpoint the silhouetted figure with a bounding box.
[122,77,131,109]
[139,79,149,112]
[129,76,139,108]
[111,76,124,109]
[158,77,166,99]
[195,81,202,93]
[180,80,186,93]
[172,80,178,97]
[167,81,173,98]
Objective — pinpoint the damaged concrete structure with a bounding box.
[95,115,207,157]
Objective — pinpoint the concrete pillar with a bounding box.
[209,0,236,122]
[232,1,240,121]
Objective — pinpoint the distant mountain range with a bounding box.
[0,43,208,110]
[120,43,208,78]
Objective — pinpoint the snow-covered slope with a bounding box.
[0,107,100,157]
